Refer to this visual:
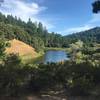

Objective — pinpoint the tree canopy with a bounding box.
[92,0,100,13]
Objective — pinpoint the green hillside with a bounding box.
[64,27,100,45]
[0,12,100,50]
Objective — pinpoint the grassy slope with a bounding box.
[5,39,39,63]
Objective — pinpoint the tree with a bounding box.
[92,0,100,13]
[37,22,44,35]
[26,18,35,34]
[68,40,84,63]
[0,38,8,59]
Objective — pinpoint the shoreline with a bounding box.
[45,47,67,51]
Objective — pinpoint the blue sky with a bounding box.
[0,0,100,35]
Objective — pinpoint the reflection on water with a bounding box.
[40,50,68,63]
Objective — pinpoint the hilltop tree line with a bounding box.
[0,12,100,52]
[0,12,67,52]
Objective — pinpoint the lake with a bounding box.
[39,50,68,64]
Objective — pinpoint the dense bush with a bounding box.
[27,62,100,95]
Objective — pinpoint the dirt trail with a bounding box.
[0,96,100,100]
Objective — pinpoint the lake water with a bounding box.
[40,50,68,63]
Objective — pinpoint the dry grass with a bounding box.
[6,39,38,62]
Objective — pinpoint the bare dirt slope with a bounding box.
[6,39,38,61]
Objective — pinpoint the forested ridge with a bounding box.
[0,12,100,52]
[0,12,64,52]
[64,27,100,44]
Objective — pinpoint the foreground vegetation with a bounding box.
[0,39,100,97]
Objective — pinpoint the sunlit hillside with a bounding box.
[6,39,38,61]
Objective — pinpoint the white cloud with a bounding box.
[62,25,93,35]
[0,0,53,29]
[0,0,46,20]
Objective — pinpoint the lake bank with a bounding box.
[22,47,68,64]
[45,47,67,51]
[21,51,44,64]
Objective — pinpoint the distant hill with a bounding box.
[6,39,38,61]
[64,27,100,45]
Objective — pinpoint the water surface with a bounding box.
[41,50,68,63]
